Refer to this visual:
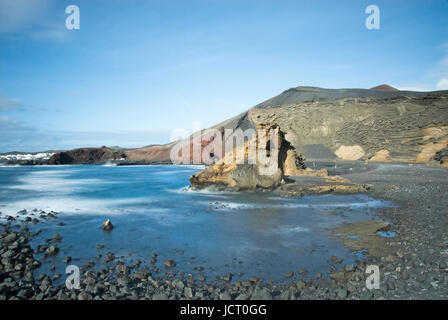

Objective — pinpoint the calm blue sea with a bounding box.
[0,165,393,282]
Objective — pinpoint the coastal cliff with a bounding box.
[47,147,126,164]
[44,85,448,167]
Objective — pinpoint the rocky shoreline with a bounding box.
[1,162,447,300]
[0,221,395,300]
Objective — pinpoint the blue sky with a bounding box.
[0,0,447,152]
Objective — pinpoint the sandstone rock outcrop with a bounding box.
[189,125,354,191]
[190,125,287,190]
[190,163,283,190]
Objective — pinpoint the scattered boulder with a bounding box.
[336,289,348,299]
[77,292,93,300]
[330,272,345,280]
[250,287,272,300]
[184,287,193,298]
[298,268,308,275]
[1,233,17,244]
[345,264,356,272]
[222,273,232,281]
[164,260,176,268]
[219,292,232,300]
[329,256,344,264]
[296,280,306,290]
[102,219,114,231]
[235,293,250,300]
[152,293,168,300]
[62,256,72,264]
[46,245,59,256]
[103,253,115,263]
[134,268,150,280]
[116,264,130,275]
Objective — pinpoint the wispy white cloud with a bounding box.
[441,56,448,67]
[0,116,33,133]
[398,43,448,92]
[0,95,25,111]
[0,0,70,42]
[436,78,448,90]
[29,23,70,42]
[0,0,51,32]
[0,93,50,112]
[396,86,434,92]
[0,91,168,152]
[430,46,448,90]
[0,117,170,153]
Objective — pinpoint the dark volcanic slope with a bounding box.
[254,86,432,109]
[48,147,126,164]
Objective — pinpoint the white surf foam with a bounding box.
[8,169,113,194]
[272,225,310,234]
[199,197,391,212]
[0,196,158,217]
[174,186,236,195]
[103,162,117,167]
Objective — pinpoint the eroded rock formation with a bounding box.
[190,125,287,190]
[190,163,284,190]
[189,125,355,191]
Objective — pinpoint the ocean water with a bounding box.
[0,165,393,283]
